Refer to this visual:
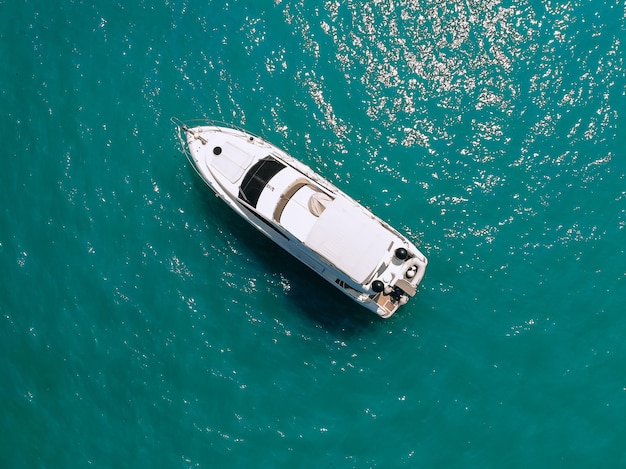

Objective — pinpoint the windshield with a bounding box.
[238,156,285,208]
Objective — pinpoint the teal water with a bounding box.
[1,0,625,466]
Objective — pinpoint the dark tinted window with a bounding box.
[238,156,285,208]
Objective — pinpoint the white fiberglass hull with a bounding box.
[174,119,427,318]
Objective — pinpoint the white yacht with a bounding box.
[174,119,427,318]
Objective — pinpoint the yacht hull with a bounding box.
[174,119,427,318]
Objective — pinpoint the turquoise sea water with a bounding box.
[1,0,625,466]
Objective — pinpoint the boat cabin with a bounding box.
[237,156,399,286]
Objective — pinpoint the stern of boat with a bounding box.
[370,247,428,318]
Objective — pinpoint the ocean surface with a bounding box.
[1,0,625,467]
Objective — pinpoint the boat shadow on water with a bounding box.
[190,176,377,335]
